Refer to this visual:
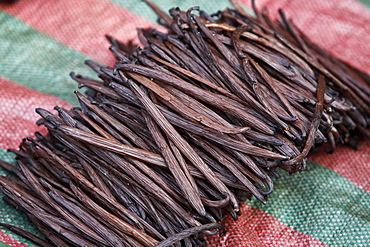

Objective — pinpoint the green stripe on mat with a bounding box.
[0,242,12,247]
[358,0,370,8]
[111,0,235,23]
[247,161,370,246]
[0,149,40,247]
[0,11,98,106]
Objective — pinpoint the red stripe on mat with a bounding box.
[0,0,165,66]
[205,202,327,247]
[0,230,27,247]
[309,141,370,192]
[0,76,71,150]
[239,0,370,73]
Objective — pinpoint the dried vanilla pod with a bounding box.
[0,1,369,246]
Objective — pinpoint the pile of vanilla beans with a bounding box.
[1,1,369,246]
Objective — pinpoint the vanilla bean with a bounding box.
[1,3,369,246]
[154,223,225,247]
[285,75,326,165]
[128,72,250,134]
[144,112,206,217]
[116,63,275,135]
[127,78,241,210]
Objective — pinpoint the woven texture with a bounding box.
[0,0,369,246]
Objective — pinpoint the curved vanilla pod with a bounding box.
[284,74,326,166]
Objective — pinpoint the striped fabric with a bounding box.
[0,0,369,246]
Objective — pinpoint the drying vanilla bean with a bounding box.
[0,1,369,246]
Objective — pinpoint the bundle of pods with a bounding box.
[0,1,369,246]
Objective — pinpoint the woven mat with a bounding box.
[0,0,369,246]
